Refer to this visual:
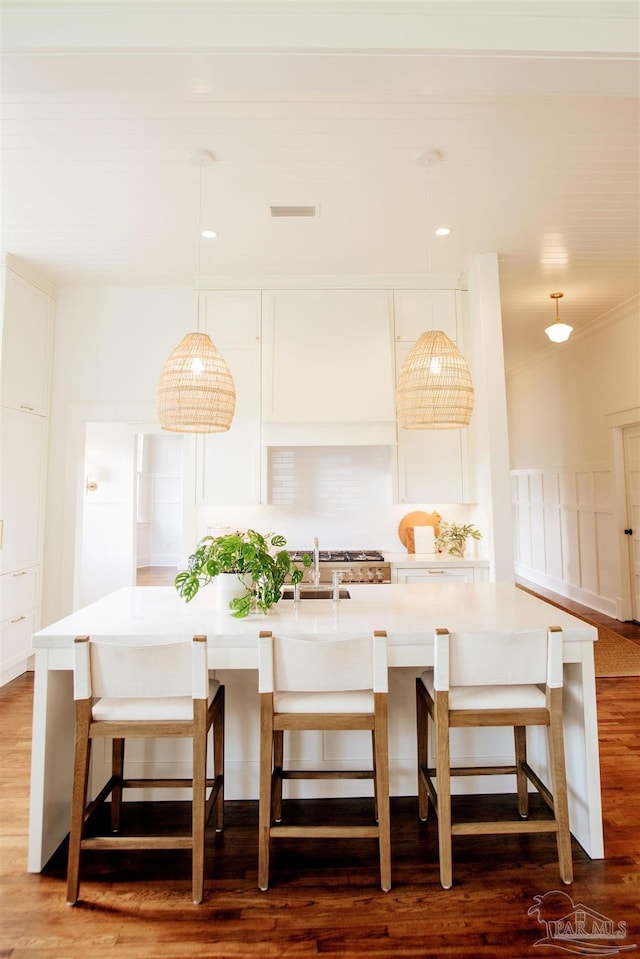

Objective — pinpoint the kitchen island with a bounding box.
[28,582,602,871]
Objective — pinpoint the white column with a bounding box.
[466,253,514,582]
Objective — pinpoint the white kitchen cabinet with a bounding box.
[201,290,262,345]
[1,605,38,685]
[262,289,396,444]
[1,397,48,572]
[394,289,458,343]
[392,561,488,584]
[0,258,54,685]
[1,266,54,416]
[0,568,39,684]
[0,408,47,683]
[0,565,39,617]
[394,289,474,503]
[195,291,262,505]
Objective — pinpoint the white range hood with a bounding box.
[262,420,398,447]
[261,289,397,447]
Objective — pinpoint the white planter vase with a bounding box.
[214,573,249,610]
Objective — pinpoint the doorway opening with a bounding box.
[622,424,640,623]
[134,432,183,586]
[608,406,640,623]
[78,423,183,607]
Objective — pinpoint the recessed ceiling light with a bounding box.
[201,229,218,239]
[434,227,452,237]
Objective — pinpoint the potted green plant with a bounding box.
[175,529,309,618]
[434,521,482,558]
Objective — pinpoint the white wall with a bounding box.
[43,286,191,624]
[506,298,640,615]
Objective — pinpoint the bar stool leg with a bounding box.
[514,726,529,818]
[258,693,274,891]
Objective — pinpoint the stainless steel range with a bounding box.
[288,546,391,584]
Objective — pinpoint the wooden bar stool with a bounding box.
[66,634,224,905]
[258,629,391,891]
[416,626,573,889]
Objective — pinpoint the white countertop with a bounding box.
[33,583,596,668]
[384,552,489,566]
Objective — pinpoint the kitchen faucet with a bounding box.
[312,536,320,586]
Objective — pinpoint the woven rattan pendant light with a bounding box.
[157,151,236,433]
[396,151,474,430]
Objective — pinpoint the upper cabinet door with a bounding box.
[201,290,261,345]
[394,290,458,343]
[0,407,48,571]
[1,270,54,416]
[262,289,395,424]
[394,289,475,504]
[195,291,262,506]
[395,340,466,503]
[195,341,262,506]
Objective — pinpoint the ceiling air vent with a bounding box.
[270,205,317,218]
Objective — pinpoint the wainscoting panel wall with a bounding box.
[512,467,619,617]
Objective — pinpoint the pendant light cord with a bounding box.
[418,149,440,327]
[426,156,434,328]
[196,158,203,333]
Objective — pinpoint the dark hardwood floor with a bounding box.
[1,681,639,957]
[1,583,639,958]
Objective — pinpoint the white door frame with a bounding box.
[607,405,640,621]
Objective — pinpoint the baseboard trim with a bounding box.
[514,565,618,619]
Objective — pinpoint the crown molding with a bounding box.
[1,254,56,297]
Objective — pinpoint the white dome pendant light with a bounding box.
[396,150,474,430]
[157,150,236,433]
[545,292,573,343]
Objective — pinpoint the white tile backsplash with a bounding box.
[268,446,394,513]
[196,446,478,555]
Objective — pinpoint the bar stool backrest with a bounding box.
[259,633,388,694]
[433,627,564,691]
[73,636,209,701]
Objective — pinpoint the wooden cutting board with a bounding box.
[398,511,441,548]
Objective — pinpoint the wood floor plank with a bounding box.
[1,665,639,958]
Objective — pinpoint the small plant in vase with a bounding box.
[175,529,310,618]
[434,522,482,558]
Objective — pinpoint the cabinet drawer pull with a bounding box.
[11,615,26,624]
[20,404,35,412]
[13,570,28,577]
[427,569,445,574]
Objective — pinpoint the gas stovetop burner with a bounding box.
[286,548,390,584]
[288,549,385,563]
[345,550,385,562]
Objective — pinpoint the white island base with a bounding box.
[28,583,603,872]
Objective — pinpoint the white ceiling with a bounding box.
[1,1,639,370]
